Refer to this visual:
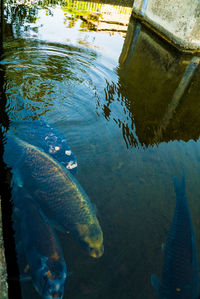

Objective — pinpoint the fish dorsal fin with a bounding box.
[173,169,186,199]
[151,274,161,297]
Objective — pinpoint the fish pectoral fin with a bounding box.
[91,203,98,215]
[151,274,161,297]
[12,168,23,188]
[20,274,32,282]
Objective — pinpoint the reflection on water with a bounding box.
[97,18,200,148]
[1,0,200,298]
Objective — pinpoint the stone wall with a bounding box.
[0,198,8,299]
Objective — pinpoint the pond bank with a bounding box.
[0,198,8,299]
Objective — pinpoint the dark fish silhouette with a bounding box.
[12,188,67,299]
[151,172,199,298]
[4,134,104,258]
[9,120,77,175]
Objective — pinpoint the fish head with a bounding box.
[76,222,104,258]
[42,271,66,299]
[32,257,67,299]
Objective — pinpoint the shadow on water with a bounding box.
[0,1,22,298]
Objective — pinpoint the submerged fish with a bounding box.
[4,134,104,258]
[8,120,77,175]
[151,172,199,298]
[12,188,67,299]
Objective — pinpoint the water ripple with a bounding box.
[2,40,115,125]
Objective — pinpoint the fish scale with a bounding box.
[14,141,93,226]
[4,134,104,259]
[162,198,195,288]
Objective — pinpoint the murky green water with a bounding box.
[1,1,200,299]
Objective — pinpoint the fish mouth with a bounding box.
[51,291,62,299]
[89,245,104,258]
[45,291,63,299]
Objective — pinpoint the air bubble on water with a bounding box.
[66,161,77,169]
[65,150,71,156]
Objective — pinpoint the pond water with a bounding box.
[1,1,200,299]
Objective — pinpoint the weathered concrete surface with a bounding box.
[0,198,8,299]
[132,0,200,52]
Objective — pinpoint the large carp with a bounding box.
[151,172,199,298]
[13,188,67,299]
[4,134,104,258]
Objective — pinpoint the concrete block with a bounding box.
[132,0,200,52]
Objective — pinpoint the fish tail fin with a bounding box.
[151,274,160,297]
[173,168,186,200]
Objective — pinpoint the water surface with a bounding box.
[1,1,200,299]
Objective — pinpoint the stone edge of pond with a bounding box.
[0,197,8,299]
